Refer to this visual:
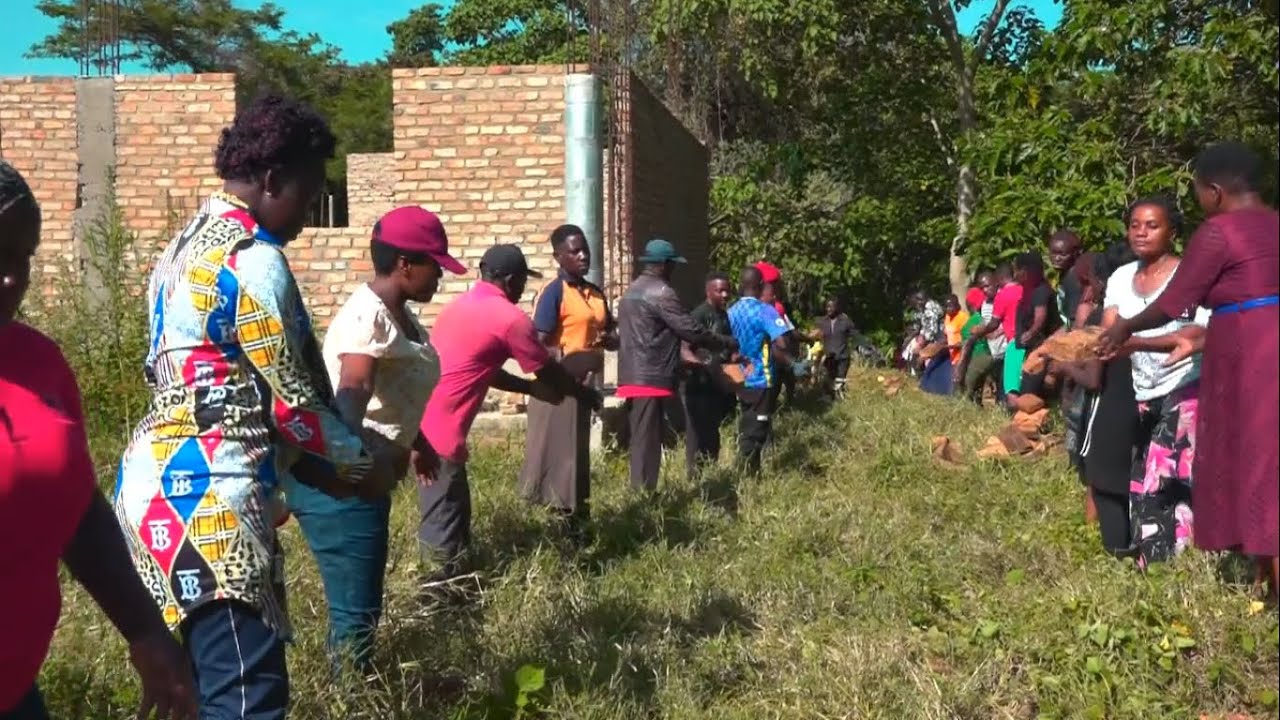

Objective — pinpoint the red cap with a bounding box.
[372,206,466,275]
[965,287,986,312]
[754,261,781,283]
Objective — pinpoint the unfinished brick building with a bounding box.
[0,65,711,327]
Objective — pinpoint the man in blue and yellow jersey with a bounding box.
[727,265,795,474]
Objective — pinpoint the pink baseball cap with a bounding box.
[372,206,466,275]
[754,261,782,283]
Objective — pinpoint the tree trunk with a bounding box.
[948,76,978,298]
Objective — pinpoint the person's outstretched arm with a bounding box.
[51,345,197,720]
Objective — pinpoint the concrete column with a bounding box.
[73,77,116,302]
[563,74,604,288]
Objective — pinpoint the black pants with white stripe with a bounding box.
[737,388,775,474]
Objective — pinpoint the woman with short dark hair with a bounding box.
[1102,195,1209,569]
[519,224,614,530]
[113,95,399,717]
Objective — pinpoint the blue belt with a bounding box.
[1213,295,1279,314]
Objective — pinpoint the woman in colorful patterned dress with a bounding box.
[1102,195,1209,568]
[1101,142,1279,597]
[113,96,399,718]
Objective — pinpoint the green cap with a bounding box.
[637,238,687,264]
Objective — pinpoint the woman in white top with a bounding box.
[1103,196,1208,568]
[285,206,465,674]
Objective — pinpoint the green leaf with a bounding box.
[1256,688,1279,709]
[514,665,546,694]
[1004,568,1026,586]
[1090,624,1110,647]
[1084,656,1103,674]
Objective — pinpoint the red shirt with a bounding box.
[421,282,549,463]
[0,322,95,710]
[992,282,1023,339]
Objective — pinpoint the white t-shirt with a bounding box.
[980,301,1007,358]
[1104,261,1210,401]
[322,284,441,448]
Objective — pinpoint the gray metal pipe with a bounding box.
[563,74,604,288]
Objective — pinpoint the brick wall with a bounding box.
[0,77,78,282]
[3,67,711,340]
[346,152,396,229]
[625,73,712,307]
[389,65,567,320]
[113,74,236,265]
[289,228,369,321]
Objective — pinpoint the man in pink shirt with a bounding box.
[417,244,600,589]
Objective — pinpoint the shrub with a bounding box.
[21,198,150,479]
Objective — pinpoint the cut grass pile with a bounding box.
[40,369,1279,720]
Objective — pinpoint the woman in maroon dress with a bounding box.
[1101,142,1279,598]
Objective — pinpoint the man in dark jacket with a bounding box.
[617,239,736,491]
[682,272,737,479]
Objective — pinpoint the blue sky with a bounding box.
[4,0,1062,76]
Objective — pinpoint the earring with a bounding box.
[1,276,13,287]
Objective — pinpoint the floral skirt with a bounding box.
[1130,383,1198,568]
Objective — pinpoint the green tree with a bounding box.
[442,0,588,65]
[922,0,1017,297]
[387,3,447,68]
[963,0,1280,267]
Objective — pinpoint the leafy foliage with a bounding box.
[964,0,1280,265]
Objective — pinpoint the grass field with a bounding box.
[35,367,1278,720]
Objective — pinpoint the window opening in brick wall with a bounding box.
[305,180,349,228]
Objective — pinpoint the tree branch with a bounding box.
[926,112,955,169]
[924,0,967,71]
[974,0,1013,61]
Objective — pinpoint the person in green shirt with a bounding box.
[954,272,999,405]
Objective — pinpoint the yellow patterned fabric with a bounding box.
[114,192,370,635]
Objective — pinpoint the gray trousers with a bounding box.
[416,459,470,579]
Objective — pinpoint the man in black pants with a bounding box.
[417,245,600,592]
[617,240,736,491]
[810,296,857,398]
[728,266,794,473]
[682,272,738,478]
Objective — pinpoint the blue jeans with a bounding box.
[285,478,391,672]
[182,600,288,720]
[1,686,48,720]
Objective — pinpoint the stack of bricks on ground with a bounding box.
[1,65,711,414]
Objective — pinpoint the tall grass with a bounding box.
[22,198,150,471]
[30,350,1279,718]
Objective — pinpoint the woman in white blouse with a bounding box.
[1103,196,1208,569]
[286,206,465,674]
